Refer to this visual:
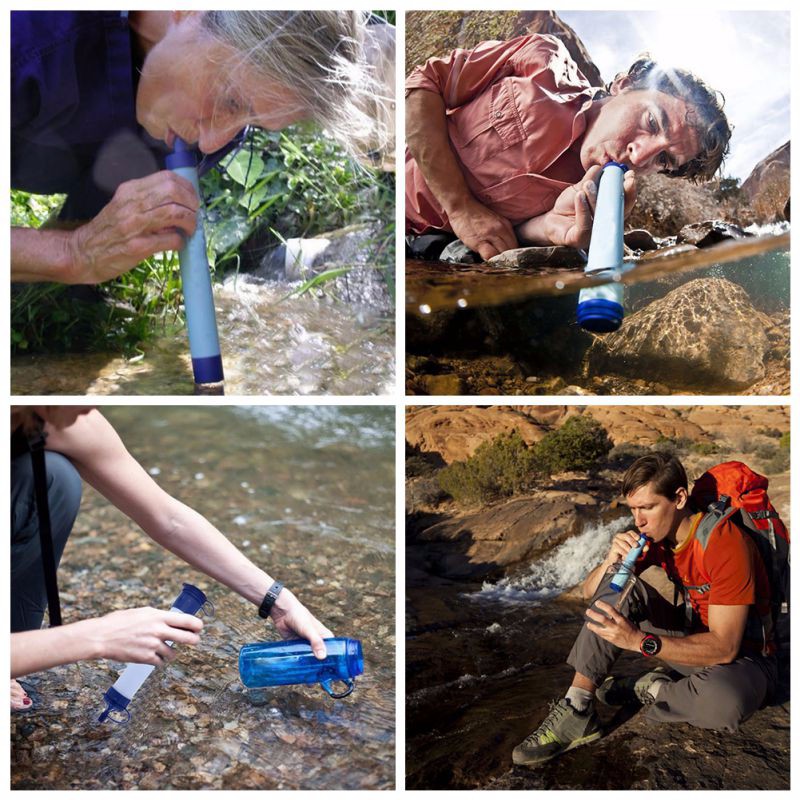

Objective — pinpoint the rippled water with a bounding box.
[11,278,395,396]
[406,231,789,396]
[11,407,396,790]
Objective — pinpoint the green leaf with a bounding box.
[225,150,265,189]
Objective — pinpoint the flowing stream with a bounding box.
[11,406,395,790]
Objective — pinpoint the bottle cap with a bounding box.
[576,298,624,332]
[173,583,208,615]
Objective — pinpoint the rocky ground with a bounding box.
[405,405,790,789]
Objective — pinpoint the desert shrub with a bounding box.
[607,442,649,468]
[532,416,612,478]
[756,427,784,439]
[754,443,779,462]
[762,449,790,474]
[437,430,535,505]
[407,477,447,509]
[691,441,720,456]
[779,431,790,450]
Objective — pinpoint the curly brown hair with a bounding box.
[611,54,732,182]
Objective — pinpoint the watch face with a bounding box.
[642,636,660,656]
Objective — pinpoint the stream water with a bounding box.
[11,406,396,790]
[11,277,394,396]
[406,230,789,396]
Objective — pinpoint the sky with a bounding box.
[558,10,790,181]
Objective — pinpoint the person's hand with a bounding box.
[82,607,203,666]
[585,599,641,651]
[536,166,637,249]
[68,171,200,284]
[446,197,518,261]
[269,588,334,660]
[605,529,649,568]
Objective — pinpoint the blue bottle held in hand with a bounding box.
[239,638,363,698]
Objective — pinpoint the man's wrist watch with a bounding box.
[258,580,284,619]
[640,633,662,657]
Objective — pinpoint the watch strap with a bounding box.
[258,580,284,619]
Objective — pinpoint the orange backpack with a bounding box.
[689,462,790,634]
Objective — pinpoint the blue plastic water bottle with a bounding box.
[98,583,208,723]
[610,535,647,592]
[166,138,224,386]
[576,161,628,332]
[239,638,364,698]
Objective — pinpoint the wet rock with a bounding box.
[677,220,749,247]
[418,374,465,395]
[440,240,480,264]
[587,278,769,391]
[411,490,600,579]
[487,246,585,270]
[637,243,697,261]
[623,229,660,251]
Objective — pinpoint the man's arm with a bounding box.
[406,89,517,259]
[582,528,646,600]
[587,601,748,667]
[11,227,79,283]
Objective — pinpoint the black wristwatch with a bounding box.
[258,580,284,619]
[640,633,662,657]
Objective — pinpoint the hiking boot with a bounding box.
[596,669,672,707]
[512,698,602,766]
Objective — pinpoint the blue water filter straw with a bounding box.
[239,638,364,698]
[166,138,224,385]
[610,535,647,592]
[576,161,628,332]
[98,583,208,723]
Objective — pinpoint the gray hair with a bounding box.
[202,11,394,167]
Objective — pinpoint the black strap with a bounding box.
[27,432,63,627]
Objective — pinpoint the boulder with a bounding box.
[413,490,600,579]
[587,278,769,391]
[677,220,749,247]
[487,246,585,270]
[406,11,602,86]
[406,405,552,463]
[741,141,790,223]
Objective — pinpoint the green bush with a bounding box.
[437,430,536,505]
[691,441,720,456]
[532,416,612,477]
[779,431,790,450]
[763,449,790,474]
[607,442,649,467]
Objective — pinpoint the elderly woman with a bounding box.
[11,11,393,285]
[11,406,333,710]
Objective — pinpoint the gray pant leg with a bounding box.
[11,451,82,632]
[647,656,777,732]
[567,570,684,685]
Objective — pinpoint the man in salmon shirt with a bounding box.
[406,34,732,261]
[513,452,778,767]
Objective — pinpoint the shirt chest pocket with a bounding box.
[447,77,526,151]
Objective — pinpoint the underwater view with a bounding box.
[11,406,396,790]
[407,228,789,396]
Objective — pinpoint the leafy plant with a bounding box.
[532,416,612,477]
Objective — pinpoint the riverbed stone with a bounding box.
[677,220,749,247]
[587,278,769,390]
[487,246,585,270]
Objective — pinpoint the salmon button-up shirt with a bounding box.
[405,34,601,234]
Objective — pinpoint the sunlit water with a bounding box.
[406,231,788,395]
[11,407,395,790]
[11,278,394,396]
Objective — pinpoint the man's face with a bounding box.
[580,83,702,175]
[625,481,689,543]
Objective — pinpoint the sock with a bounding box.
[647,677,667,701]
[565,686,594,711]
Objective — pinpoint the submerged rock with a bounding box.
[587,278,769,391]
[677,220,749,247]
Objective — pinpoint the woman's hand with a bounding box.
[68,171,200,284]
[269,589,334,660]
[82,607,204,666]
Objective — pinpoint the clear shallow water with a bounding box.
[11,279,394,396]
[11,407,395,790]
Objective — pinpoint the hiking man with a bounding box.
[406,34,731,260]
[512,452,782,767]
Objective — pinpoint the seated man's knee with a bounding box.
[690,670,751,732]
